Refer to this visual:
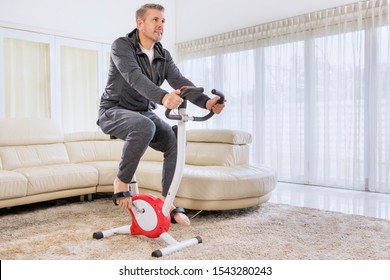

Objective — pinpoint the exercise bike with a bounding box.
[93,87,225,258]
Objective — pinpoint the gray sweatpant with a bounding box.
[98,106,177,197]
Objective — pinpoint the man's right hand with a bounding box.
[162,89,183,109]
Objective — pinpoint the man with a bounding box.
[97,3,225,226]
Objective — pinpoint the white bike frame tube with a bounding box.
[100,225,130,238]
[160,232,179,245]
[130,176,139,195]
[162,108,187,216]
[157,237,201,256]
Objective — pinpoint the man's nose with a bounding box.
[157,20,164,27]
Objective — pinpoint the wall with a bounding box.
[0,0,365,54]
[0,0,176,51]
[0,1,363,50]
[175,0,360,42]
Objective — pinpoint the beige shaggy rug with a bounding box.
[1,196,390,260]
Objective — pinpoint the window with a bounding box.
[0,27,111,132]
[0,30,53,118]
[177,1,390,193]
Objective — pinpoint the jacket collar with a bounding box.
[127,28,165,60]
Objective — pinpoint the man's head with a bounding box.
[136,3,165,48]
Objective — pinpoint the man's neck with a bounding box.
[138,33,154,50]
[140,42,154,50]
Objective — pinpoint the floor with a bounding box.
[268,182,390,220]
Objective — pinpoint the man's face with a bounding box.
[137,8,165,43]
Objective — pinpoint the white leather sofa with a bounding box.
[0,118,276,210]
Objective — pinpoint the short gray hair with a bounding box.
[136,3,165,20]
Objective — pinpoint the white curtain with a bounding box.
[1,30,108,133]
[177,0,390,193]
[369,9,390,193]
[60,46,99,132]
[3,38,51,118]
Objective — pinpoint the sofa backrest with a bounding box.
[141,129,252,166]
[0,118,68,170]
[0,118,252,169]
[186,129,251,166]
[0,118,64,146]
[186,129,252,145]
[65,131,124,163]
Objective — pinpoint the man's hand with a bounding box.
[206,96,226,114]
[162,90,183,109]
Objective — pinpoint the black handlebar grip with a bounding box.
[211,89,225,105]
[165,88,225,121]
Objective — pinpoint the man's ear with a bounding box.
[136,18,143,29]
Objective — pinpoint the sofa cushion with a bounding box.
[0,170,28,199]
[14,164,98,195]
[0,144,69,170]
[0,118,64,146]
[178,165,276,201]
[82,161,118,185]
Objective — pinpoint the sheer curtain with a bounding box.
[177,0,390,193]
[60,46,99,132]
[3,38,51,118]
[369,8,390,193]
[1,29,110,132]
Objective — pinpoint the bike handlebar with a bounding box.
[165,87,225,121]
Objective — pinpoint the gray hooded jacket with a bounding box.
[99,29,210,112]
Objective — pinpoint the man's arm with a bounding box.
[164,50,210,109]
[111,38,167,103]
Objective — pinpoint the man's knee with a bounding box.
[126,117,156,142]
[162,127,177,153]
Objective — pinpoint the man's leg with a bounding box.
[98,107,156,208]
[146,111,190,226]
[146,112,177,197]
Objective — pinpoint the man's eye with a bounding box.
[151,18,165,24]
